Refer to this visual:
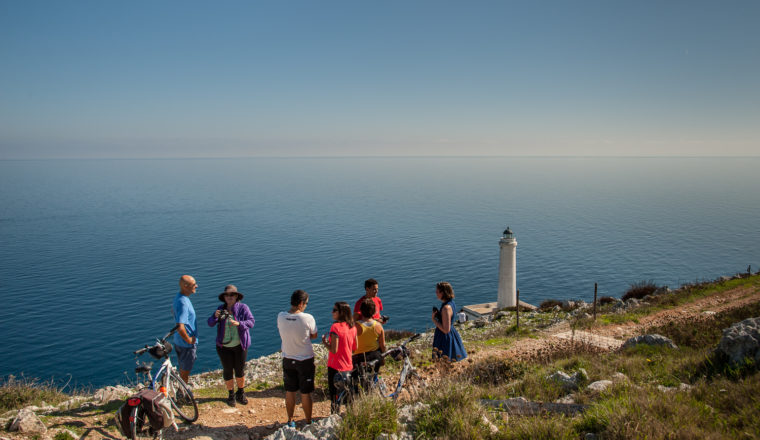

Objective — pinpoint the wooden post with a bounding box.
[593,283,598,321]
[515,288,520,331]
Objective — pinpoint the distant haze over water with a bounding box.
[1,157,758,387]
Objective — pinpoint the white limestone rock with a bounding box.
[547,369,587,391]
[715,317,760,365]
[621,334,678,350]
[9,408,47,434]
[586,380,613,392]
[92,384,133,403]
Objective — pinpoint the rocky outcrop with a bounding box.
[9,408,47,434]
[546,369,587,391]
[92,384,133,404]
[621,334,678,350]
[715,317,760,365]
[263,414,342,440]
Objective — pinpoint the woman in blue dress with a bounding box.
[431,281,468,362]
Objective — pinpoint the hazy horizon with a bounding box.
[2,1,759,159]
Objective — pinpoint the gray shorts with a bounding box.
[175,345,197,372]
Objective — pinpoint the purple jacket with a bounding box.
[207,302,255,350]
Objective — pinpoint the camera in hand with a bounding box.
[432,306,441,322]
[218,309,230,320]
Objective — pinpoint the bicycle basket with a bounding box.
[333,371,352,392]
[148,341,172,359]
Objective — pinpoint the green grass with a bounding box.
[650,300,760,349]
[413,381,494,440]
[337,393,398,440]
[578,274,760,329]
[53,431,76,440]
[0,375,72,412]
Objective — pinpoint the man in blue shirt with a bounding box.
[173,275,198,383]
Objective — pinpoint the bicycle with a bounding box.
[129,325,199,438]
[333,333,423,413]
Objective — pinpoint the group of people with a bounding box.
[170,275,468,427]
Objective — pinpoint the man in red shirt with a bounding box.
[353,278,388,323]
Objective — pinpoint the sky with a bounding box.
[1,0,759,159]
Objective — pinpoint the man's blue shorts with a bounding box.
[175,345,197,372]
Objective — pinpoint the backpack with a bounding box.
[138,389,174,430]
[114,389,174,437]
[114,399,133,437]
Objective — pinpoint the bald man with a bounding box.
[173,275,198,383]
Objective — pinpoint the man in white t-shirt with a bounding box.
[277,290,318,428]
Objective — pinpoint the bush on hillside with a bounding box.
[599,296,617,305]
[622,281,659,301]
[539,299,563,311]
[467,356,527,385]
[384,329,417,342]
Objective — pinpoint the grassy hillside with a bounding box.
[339,274,760,439]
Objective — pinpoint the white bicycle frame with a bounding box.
[150,356,176,396]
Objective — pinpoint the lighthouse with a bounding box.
[497,227,517,308]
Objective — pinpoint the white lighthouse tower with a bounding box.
[497,227,517,308]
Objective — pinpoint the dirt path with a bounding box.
[465,283,760,366]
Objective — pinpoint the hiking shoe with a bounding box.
[235,390,248,405]
[287,421,296,429]
[226,393,236,407]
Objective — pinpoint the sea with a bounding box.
[1,157,758,389]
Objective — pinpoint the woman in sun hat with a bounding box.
[208,284,255,407]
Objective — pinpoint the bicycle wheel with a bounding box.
[130,405,154,439]
[168,370,199,422]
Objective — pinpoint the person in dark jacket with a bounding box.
[208,284,255,406]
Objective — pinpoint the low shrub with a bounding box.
[384,329,417,342]
[467,357,528,385]
[622,280,659,301]
[539,299,563,311]
[598,296,617,305]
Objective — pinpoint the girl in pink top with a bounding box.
[322,301,357,413]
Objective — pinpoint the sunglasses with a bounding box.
[332,308,338,312]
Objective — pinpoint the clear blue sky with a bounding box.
[1,0,758,158]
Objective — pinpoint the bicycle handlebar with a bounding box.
[132,324,180,355]
[379,333,421,359]
[161,324,180,342]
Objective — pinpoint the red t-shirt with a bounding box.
[327,321,357,372]
[353,296,383,320]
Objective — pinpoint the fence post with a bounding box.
[593,283,598,321]
[515,288,520,331]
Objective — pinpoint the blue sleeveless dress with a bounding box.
[432,299,468,362]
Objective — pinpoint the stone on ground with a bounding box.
[621,334,678,350]
[715,317,760,365]
[9,409,46,434]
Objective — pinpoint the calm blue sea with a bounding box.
[1,157,759,388]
